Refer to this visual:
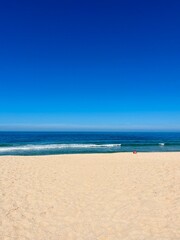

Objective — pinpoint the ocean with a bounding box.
[0,132,180,155]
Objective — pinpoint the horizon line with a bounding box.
[0,130,180,133]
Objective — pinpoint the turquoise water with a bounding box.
[0,132,180,155]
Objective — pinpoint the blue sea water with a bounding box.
[0,132,180,155]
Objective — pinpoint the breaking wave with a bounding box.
[0,143,122,152]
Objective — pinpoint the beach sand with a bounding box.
[0,153,180,240]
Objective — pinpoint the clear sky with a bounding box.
[0,0,180,131]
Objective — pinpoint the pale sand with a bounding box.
[0,153,180,240]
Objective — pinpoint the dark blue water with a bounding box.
[0,132,180,155]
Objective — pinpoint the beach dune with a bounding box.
[0,153,180,239]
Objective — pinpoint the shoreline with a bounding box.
[1,151,180,158]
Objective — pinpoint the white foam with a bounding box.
[0,143,121,152]
[159,143,165,146]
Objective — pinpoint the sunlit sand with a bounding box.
[1,153,180,239]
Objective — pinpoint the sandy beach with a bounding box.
[0,152,180,240]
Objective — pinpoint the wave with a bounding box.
[0,143,122,152]
[1,142,180,153]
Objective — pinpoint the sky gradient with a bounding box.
[0,0,180,131]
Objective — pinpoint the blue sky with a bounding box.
[0,0,180,131]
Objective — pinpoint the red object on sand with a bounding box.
[133,151,137,154]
